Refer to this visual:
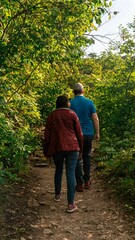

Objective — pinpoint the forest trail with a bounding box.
[0,149,135,240]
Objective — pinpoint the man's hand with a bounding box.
[94,133,100,141]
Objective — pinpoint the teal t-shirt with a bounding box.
[70,95,96,136]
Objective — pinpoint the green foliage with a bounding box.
[0,166,21,184]
[97,136,135,204]
[79,20,135,207]
[38,81,65,121]
[0,112,39,169]
[0,0,112,182]
[0,93,41,182]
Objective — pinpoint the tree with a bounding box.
[80,20,135,203]
[0,0,112,176]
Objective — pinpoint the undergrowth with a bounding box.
[95,134,135,212]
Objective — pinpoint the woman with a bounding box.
[43,95,83,213]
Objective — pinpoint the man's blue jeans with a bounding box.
[76,135,93,185]
[52,151,79,204]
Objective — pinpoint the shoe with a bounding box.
[67,203,78,213]
[54,194,61,202]
[84,181,91,189]
[75,184,83,192]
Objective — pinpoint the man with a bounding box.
[70,83,100,191]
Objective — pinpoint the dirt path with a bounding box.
[0,149,135,240]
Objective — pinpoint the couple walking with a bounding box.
[43,83,100,213]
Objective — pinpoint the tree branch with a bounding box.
[7,63,40,103]
[1,9,29,40]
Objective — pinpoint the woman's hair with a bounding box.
[56,95,69,109]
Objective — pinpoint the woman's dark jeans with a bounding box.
[53,151,79,204]
[76,135,93,185]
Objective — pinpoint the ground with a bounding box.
[0,149,135,240]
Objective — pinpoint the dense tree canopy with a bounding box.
[1,0,112,99]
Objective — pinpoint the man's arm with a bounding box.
[73,114,83,152]
[91,112,100,141]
